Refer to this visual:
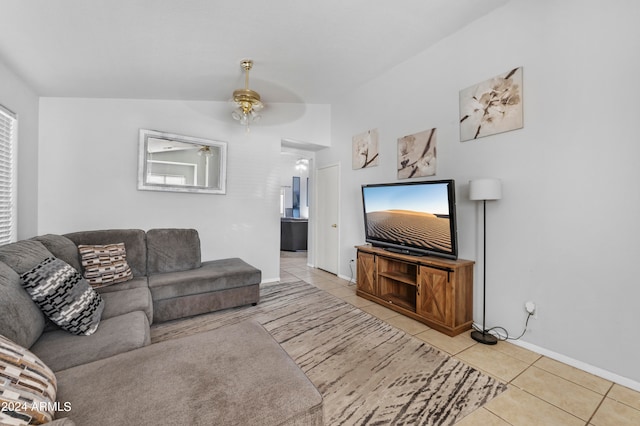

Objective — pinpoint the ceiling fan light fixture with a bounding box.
[231,59,263,130]
[197,145,213,157]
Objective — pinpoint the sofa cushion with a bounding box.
[32,234,83,272]
[54,320,323,426]
[148,258,261,301]
[64,230,147,277]
[48,419,76,426]
[146,228,202,274]
[95,276,148,294]
[0,240,53,275]
[100,288,153,324]
[30,311,150,372]
[78,243,133,288]
[0,334,57,425]
[20,258,105,336]
[0,261,45,348]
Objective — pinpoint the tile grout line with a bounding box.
[585,383,614,425]
[519,387,590,425]
[531,360,618,399]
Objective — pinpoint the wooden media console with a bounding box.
[356,245,475,337]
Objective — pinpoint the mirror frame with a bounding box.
[137,129,227,194]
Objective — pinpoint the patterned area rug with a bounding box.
[151,281,506,425]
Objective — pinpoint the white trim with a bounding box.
[0,104,17,118]
[508,339,640,392]
[335,163,341,275]
[338,273,356,284]
[472,321,640,391]
[0,105,17,243]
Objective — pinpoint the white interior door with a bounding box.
[316,164,339,274]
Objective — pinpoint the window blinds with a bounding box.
[0,105,16,244]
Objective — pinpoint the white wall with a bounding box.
[0,60,39,239]
[38,98,330,281]
[316,0,640,385]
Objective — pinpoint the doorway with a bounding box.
[280,148,314,266]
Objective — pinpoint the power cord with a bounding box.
[472,311,533,341]
[348,259,356,285]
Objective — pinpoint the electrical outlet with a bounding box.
[525,301,537,318]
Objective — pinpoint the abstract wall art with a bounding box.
[459,67,523,141]
[352,128,379,169]
[397,128,437,179]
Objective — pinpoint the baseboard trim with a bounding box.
[508,338,640,392]
[275,276,640,390]
[338,273,356,284]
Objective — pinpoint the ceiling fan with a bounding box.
[231,59,264,131]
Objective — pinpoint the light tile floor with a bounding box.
[278,252,640,425]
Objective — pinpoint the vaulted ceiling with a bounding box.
[0,0,509,104]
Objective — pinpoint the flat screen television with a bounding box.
[361,179,458,259]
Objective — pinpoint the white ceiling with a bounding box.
[0,0,509,104]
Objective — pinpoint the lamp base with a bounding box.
[471,330,498,345]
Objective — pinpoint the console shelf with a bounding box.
[378,271,416,286]
[355,245,475,337]
[378,293,416,312]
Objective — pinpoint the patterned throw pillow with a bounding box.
[20,258,105,336]
[77,243,133,288]
[0,334,57,425]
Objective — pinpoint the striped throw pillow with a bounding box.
[0,334,57,425]
[78,243,133,288]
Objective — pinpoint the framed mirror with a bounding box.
[138,129,227,194]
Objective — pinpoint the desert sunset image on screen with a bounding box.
[364,183,452,252]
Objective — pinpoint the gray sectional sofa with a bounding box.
[0,228,324,425]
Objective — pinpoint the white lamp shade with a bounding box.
[469,178,502,201]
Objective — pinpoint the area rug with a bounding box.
[151,281,506,425]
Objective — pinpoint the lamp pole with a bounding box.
[471,199,497,344]
[469,178,502,345]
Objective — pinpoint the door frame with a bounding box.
[280,147,315,267]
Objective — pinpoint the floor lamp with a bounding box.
[469,178,502,345]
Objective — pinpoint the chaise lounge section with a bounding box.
[144,228,261,322]
[54,320,324,426]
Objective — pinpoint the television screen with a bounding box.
[361,179,458,259]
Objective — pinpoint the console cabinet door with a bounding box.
[416,266,450,326]
[357,251,376,295]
